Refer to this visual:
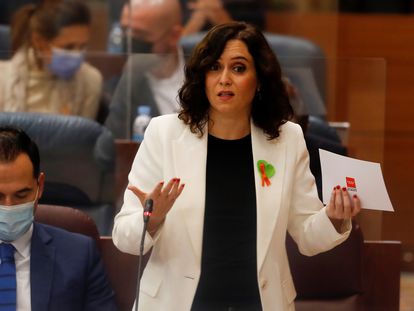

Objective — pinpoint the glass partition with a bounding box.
[100,52,182,140]
[328,57,387,240]
[331,57,386,162]
[265,0,339,119]
[280,56,386,240]
[0,0,389,241]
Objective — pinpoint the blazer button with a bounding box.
[260,279,268,289]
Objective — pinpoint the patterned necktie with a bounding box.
[0,243,16,311]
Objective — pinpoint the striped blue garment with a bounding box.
[0,243,16,311]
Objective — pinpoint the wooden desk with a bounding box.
[100,237,401,311]
[362,240,401,311]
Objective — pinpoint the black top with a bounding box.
[192,134,261,307]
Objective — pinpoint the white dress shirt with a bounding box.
[146,48,185,115]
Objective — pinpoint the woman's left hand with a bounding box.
[326,185,361,232]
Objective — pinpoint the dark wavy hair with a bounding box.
[178,21,293,140]
[0,127,40,178]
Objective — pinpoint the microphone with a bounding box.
[136,198,153,311]
[143,199,153,223]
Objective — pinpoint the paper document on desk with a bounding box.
[319,149,394,212]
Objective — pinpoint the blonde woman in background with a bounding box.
[0,0,102,120]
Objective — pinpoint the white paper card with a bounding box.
[319,149,394,212]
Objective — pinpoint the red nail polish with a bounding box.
[160,181,164,185]
[176,178,181,183]
[333,186,336,191]
[342,187,347,191]
[353,194,358,199]
[336,185,341,190]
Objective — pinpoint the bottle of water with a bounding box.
[107,22,124,54]
[132,105,151,142]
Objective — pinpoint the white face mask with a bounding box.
[0,189,38,242]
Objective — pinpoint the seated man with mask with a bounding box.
[105,0,185,138]
[0,127,117,310]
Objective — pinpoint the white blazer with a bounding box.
[113,114,351,311]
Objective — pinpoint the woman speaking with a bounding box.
[113,21,361,311]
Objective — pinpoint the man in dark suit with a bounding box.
[0,126,116,311]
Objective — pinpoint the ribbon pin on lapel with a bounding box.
[257,160,275,187]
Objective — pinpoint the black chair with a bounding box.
[0,112,116,235]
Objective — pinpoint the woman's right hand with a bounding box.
[128,178,185,236]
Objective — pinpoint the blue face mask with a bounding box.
[0,196,36,242]
[47,47,84,80]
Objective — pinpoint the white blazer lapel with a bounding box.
[172,127,208,264]
[171,122,287,269]
[251,123,287,271]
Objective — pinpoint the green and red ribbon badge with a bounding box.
[257,160,275,187]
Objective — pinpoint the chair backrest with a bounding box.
[180,31,327,117]
[286,221,364,300]
[0,112,115,204]
[0,24,10,59]
[0,112,116,235]
[35,204,100,246]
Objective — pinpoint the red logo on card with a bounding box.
[346,177,357,191]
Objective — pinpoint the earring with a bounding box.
[256,89,262,101]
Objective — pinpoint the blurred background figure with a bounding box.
[181,0,233,35]
[106,0,265,49]
[181,0,266,35]
[0,0,102,120]
[105,0,184,138]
